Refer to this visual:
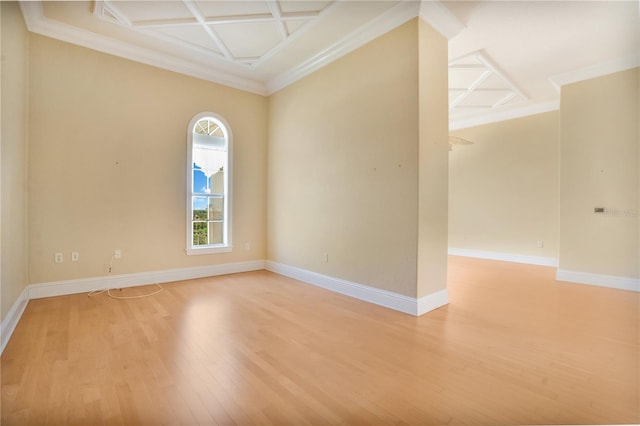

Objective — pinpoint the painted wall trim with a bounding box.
[0,260,265,354]
[449,99,560,131]
[548,52,640,93]
[450,55,638,130]
[265,1,419,94]
[18,1,268,96]
[28,260,266,299]
[20,0,420,97]
[448,248,558,267]
[419,0,465,40]
[1,286,30,354]
[556,270,640,293]
[417,288,449,316]
[265,260,448,316]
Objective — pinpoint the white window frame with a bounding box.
[186,112,233,255]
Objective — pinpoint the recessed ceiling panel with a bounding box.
[449,52,527,115]
[215,21,282,59]
[195,1,272,17]
[88,0,336,69]
[154,26,223,55]
[449,69,488,89]
[285,20,309,36]
[115,1,192,22]
[451,55,482,66]
[476,73,511,90]
[280,1,332,14]
[458,90,513,108]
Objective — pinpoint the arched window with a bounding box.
[186,113,232,254]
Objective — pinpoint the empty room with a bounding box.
[1,0,638,425]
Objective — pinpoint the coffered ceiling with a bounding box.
[17,1,640,128]
[93,0,333,67]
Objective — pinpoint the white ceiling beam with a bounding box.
[450,70,492,110]
[265,0,419,94]
[267,0,289,41]
[182,0,234,60]
[132,17,204,28]
[131,12,321,29]
[475,52,528,101]
[493,92,517,108]
[234,56,261,64]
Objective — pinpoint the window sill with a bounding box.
[186,245,233,256]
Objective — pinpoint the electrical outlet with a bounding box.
[54,252,64,263]
[244,242,251,251]
[537,240,544,248]
[322,252,329,263]
[114,249,122,259]
[71,251,80,262]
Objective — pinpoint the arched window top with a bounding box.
[186,112,233,255]
[190,113,231,147]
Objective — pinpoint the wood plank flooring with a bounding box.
[2,256,639,425]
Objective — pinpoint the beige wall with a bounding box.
[449,112,560,260]
[1,2,30,322]
[267,20,420,297]
[417,20,449,298]
[559,68,639,278]
[28,35,267,284]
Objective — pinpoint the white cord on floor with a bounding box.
[87,255,163,300]
[103,284,163,299]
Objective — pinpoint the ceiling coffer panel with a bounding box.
[115,1,193,23]
[154,25,223,54]
[215,21,282,59]
[449,52,527,113]
[195,1,272,17]
[94,0,333,68]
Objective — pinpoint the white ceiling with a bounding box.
[18,1,640,129]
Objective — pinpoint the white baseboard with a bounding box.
[28,260,266,299]
[556,270,639,292]
[265,260,448,316]
[1,260,266,354]
[448,247,558,267]
[417,288,449,316]
[3,259,452,355]
[449,248,639,292]
[1,286,30,354]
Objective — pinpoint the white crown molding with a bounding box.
[18,1,426,97]
[250,0,342,69]
[449,53,638,130]
[265,0,420,95]
[448,248,558,267]
[265,260,448,316]
[548,52,640,93]
[419,0,465,40]
[556,269,639,292]
[18,1,268,95]
[449,99,560,130]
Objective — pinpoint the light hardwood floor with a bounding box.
[2,256,639,425]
